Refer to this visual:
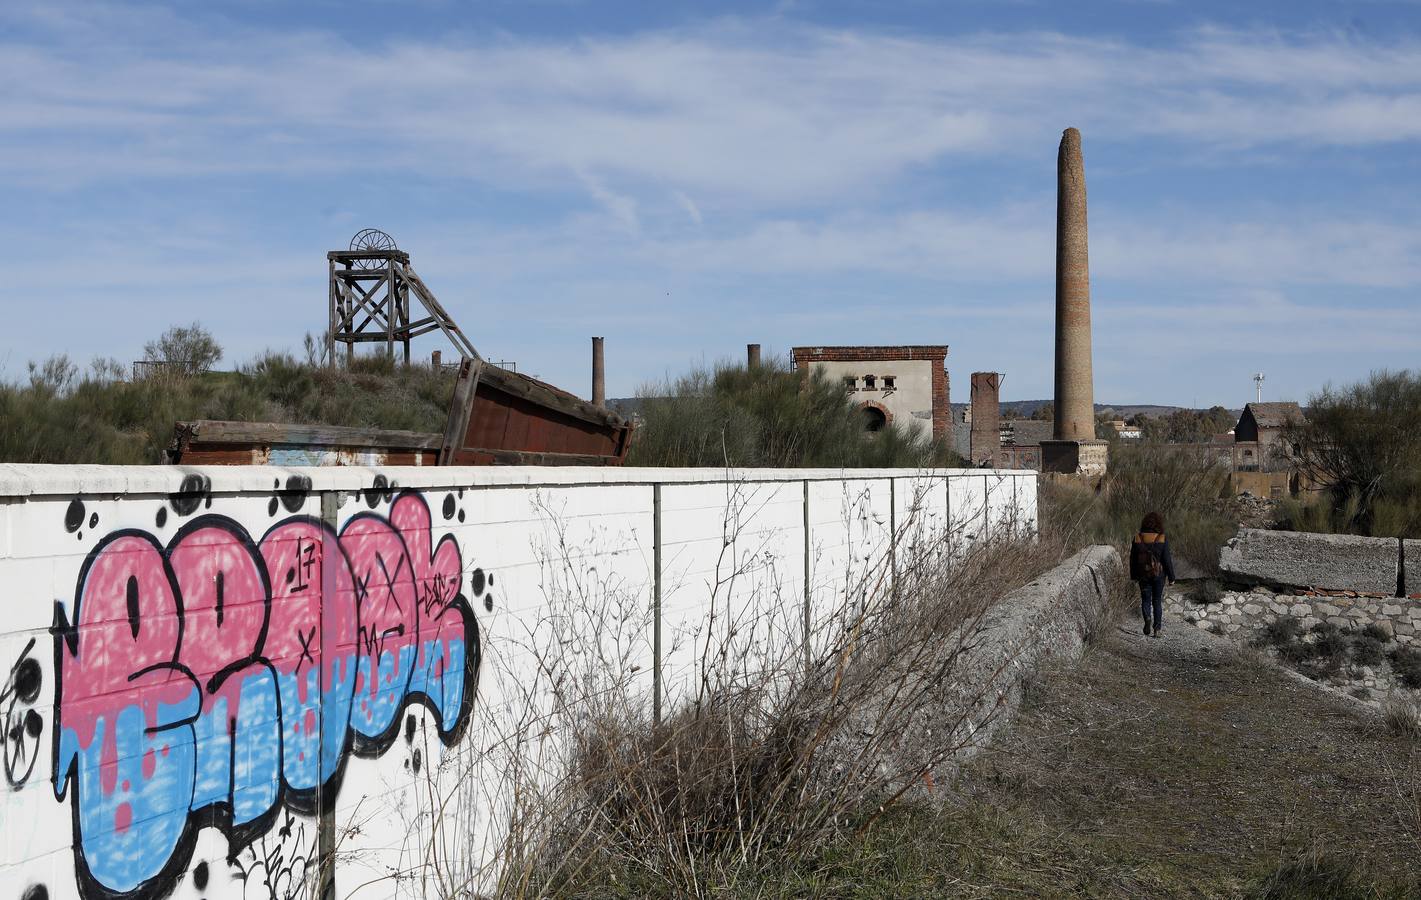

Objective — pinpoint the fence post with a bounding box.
[802,479,812,674]
[652,483,663,725]
[317,491,340,900]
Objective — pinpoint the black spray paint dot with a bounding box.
[484,593,494,613]
[14,656,41,704]
[457,509,465,523]
[87,512,98,529]
[193,861,209,890]
[155,507,168,528]
[21,885,49,900]
[442,494,456,520]
[24,709,41,738]
[457,488,465,498]
[76,532,83,541]
[273,478,281,489]
[281,474,313,513]
[169,474,210,516]
[470,568,486,596]
[412,748,422,774]
[285,567,296,585]
[364,474,390,508]
[405,713,417,743]
[268,497,280,517]
[204,495,212,508]
[64,499,85,533]
[125,575,141,640]
[488,573,494,586]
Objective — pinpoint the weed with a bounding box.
[1389,648,1421,690]
[1191,578,1224,605]
[1255,615,1303,648]
[1382,698,1421,739]
[1245,845,1400,899]
[1361,623,1393,644]
[1352,635,1386,667]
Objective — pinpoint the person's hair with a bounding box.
[1140,511,1165,533]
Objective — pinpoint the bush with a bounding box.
[1389,648,1421,690]
[625,357,961,468]
[0,349,455,465]
[1191,579,1224,605]
[1361,623,1392,644]
[1282,369,1421,538]
[141,322,224,378]
[1039,443,1235,569]
[1383,698,1421,739]
[1351,635,1385,667]
[1255,616,1303,648]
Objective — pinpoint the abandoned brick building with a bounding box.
[791,345,950,441]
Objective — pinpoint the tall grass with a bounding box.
[625,358,962,468]
[1041,442,1235,572]
[0,352,454,464]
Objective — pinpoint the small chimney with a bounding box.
[969,372,1003,467]
[591,336,606,408]
[431,350,442,369]
[747,343,761,369]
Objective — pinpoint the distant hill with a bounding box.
[951,401,1242,420]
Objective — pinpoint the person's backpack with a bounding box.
[1132,534,1164,582]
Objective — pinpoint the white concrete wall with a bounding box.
[0,463,1034,900]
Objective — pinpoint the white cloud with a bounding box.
[4,11,1421,203]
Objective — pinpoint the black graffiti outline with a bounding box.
[3,636,44,788]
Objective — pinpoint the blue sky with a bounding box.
[4,0,1420,408]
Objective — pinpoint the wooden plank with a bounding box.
[439,357,483,464]
[175,420,441,449]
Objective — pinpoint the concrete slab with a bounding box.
[1218,528,1398,595]
[1406,540,1421,597]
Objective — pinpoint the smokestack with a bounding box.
[1053,127,1095,442]
[591,336,605,408]
[747,343,761,369]
[431,350,441,369]
[970,372,1002,467]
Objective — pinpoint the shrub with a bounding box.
[1039,443,1235,569]
[1351,635,1385,667]
[1191,579,1224,605]
[141,322,224,378]
[1361,623,1392,644]
[1390,648,1421,690]
[1246,846,1375,899]
[625,357,962,468]
[1256,615,1303,648]
[1282,369,1421,538]
[1383,698,1421,739]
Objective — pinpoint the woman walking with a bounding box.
[1130,511,1176,637]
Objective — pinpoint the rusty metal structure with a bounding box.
[172,234,635,467]
[327,229,476,366]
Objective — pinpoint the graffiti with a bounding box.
[52,490,479,900]
[230,809,313,900]
[3,637,44,787]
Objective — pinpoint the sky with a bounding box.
[3,0,1420,408]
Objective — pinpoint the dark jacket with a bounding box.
[1130,532,1176,582]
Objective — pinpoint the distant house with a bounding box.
[1108,419,1143,440]
[1235,402,1305,451]
[1233,402,1305,475]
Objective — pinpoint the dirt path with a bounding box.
[946,613,1421,897]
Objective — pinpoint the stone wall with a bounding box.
[1169,588,1421,644]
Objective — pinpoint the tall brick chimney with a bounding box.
[747,343,761,369]
[1053,127,1095,443]
[969,372,1002,467]
[591,336,605,408]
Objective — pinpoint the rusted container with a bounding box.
[440,360,634,465]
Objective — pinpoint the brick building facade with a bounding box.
[791,345,950,442]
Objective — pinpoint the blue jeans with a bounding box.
[1139,576,1165,629]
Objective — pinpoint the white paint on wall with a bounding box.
[0,464,1034,900]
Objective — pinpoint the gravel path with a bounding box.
[952,607,1421,896]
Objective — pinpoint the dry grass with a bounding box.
[1383,697,1421,739]
[490,502,1083,898]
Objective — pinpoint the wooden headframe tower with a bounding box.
[327,229,477,366]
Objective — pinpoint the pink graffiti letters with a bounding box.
[53,491,478,900]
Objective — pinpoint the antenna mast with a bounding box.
[1253,372,1265,404]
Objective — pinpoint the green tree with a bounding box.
[143,322,224,378]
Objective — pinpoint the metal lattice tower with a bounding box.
[327,229,478,366]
